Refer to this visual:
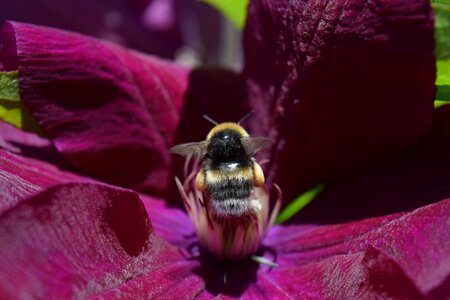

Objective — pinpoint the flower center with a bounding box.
[175,158,281,260]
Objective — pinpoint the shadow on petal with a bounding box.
[167,68,249,203]
[290,108,450,224]
[192,250,259,297]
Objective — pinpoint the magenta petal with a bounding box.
[0,148,199,298]
[244,0,435,200]
[255,246,424,299]
[264,199,450,298]
[91,260,204,299]
[0,21,190,195]
[0,182,186,298]
[0,149,91,213]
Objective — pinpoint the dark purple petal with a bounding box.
[0,148,197,298]
[263,199,450,298]
[0,148,204,298]
[290,139,450,224]
[287,102,450,224]
[0,144,206,298]
[0,182,188,298]
[0,21,190,196]
[243,0,435,201]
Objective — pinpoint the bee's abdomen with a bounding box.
[207,179,253,200]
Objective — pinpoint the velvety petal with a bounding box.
[0,148,197,298]
[0,0,182,57]
[0,182,188,298]
[0,21,190,196]
[243,0,435,201]
[262,199,450,298]
[0,149,90,213]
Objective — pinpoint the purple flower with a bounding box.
[1,0,449,298]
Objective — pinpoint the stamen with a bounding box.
[268,184,282,229]
[251,255,279,268]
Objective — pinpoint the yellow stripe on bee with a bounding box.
[206,122,249,140]
[205,167,254,184]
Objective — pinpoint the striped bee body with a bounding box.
[171,122,270,217]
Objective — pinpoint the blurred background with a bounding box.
[0,0,243,69]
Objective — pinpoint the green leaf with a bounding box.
[433,1,450,108]
[276,183,325,224]
[0,71,20,101]
[436,59,450,102]
[200,0,249,29]
[433,1,450,60]
[434,100,449,108]
[0,71,42,132]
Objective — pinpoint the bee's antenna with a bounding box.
[238,111,254,124]
[202,115,219,125]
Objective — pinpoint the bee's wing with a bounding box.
[170,141,208,158]
[241,137,272,156]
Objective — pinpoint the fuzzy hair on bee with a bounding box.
[170,121,271,217]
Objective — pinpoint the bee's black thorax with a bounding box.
[207,129,250,169]
[204,129,254,202]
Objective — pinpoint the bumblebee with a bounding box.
[170,120,270,217]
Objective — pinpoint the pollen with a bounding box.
[253,162,265,187]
